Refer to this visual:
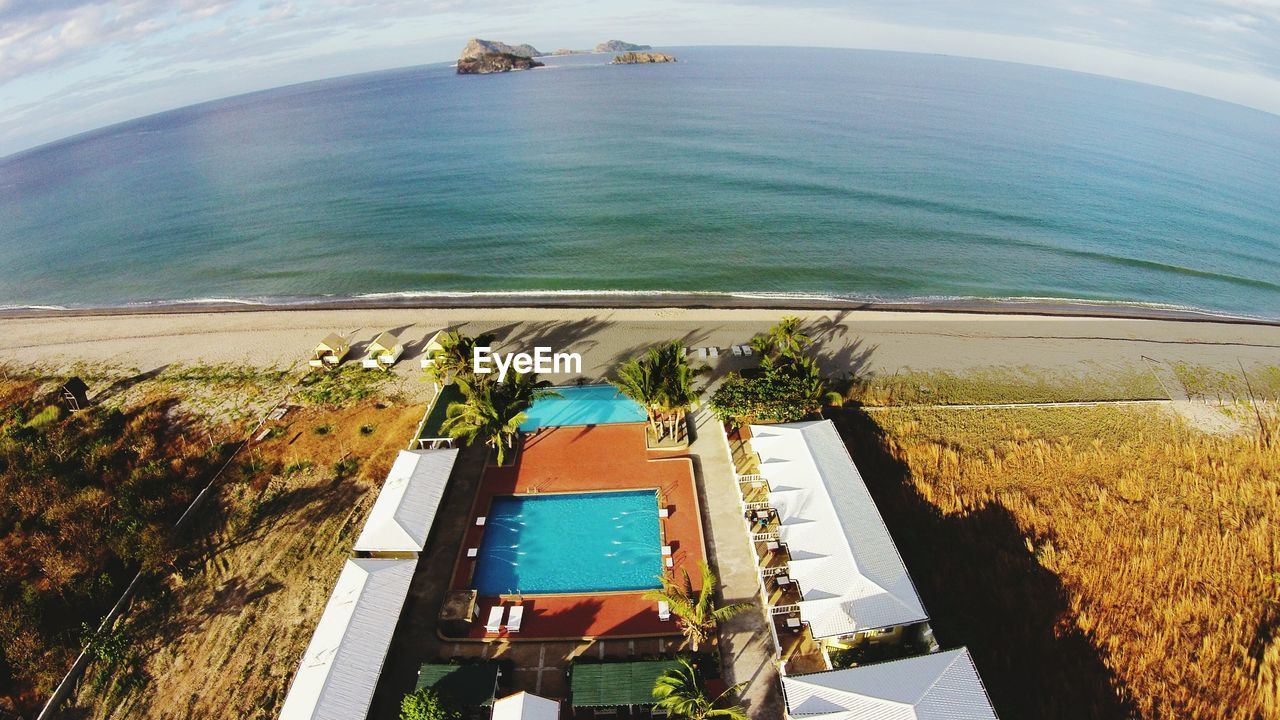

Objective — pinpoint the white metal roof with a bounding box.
[749,420,927,637]
[354,449,459,553]
[491,691,561,720]
[278,558,417,720]
[781,647,998,719]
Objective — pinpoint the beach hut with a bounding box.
[361,331,404,370]
[309,333,350,368]
[419,330,447,370]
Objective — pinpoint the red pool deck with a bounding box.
[446,423,707,640]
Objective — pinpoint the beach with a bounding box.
[3,304,1279,378]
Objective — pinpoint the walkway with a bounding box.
[686,406,783,718]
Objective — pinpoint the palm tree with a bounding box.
[652,658,748,720]
[764,316,811,361]
[441,372,554,464]
[613,340,706,443]
[643,562,752,651]
[613,354,663,439]
[425,330,495,385]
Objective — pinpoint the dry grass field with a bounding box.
[834,403,1280,719]
[40,365,431,720]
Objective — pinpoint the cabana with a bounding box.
[570,660,682,712]
[781,647,998,719]
[278,558,417,719]
[492,691,560,720]
[309,333,350,368]
[419,329,447,370]
[361,331,404,369]
[353,449,459,557]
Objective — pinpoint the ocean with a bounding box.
[1,46,1278,317]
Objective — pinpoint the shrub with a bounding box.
[400,688,462,720]
[710,371,820,426]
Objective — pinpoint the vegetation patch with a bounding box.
[849,364,1167,406]
[834,403,1280,719]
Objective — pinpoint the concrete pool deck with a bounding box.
[445,422,707,641]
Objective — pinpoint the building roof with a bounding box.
[354,449,459,553]
[570,660,682,707]
[492,691,561,720]
[416,662,500,707]
[781,647,998,719]
[317,333,348,352]
[748,420,927,637]
[278,558,417,720]
[370,331,401,353]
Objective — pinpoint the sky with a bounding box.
[1,0,1279,157]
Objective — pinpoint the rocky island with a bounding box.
[610,52,677,64]
[456,38,545,74]
[596,40,652,52]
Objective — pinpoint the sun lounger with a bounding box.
[665,556,674,568]
[485,606,505,633]
[695,347,707,359]
[658,507,669,518]
[661,545,672,556]
[507,604,523,633]
[708,346,720,358]
[731,345,743,357]
[740,344,753,356]
[658,601,671,621]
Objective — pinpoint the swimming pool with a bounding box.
[473,490,662,595]
[518,384,647,432]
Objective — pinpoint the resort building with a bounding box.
[353,448,459,558]
[780,647,998,719]
[309,333,350,368]
[277,558,417,720]
[361,331,404,369]
[743,420,931,672]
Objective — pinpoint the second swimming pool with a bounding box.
[518,384,647,432]
[473,490,662,595]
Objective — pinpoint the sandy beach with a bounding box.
[2,305,1278,379]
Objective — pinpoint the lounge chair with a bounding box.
[507,604,524,633]
[658,601,671,621]
[661,545,672,556]
[695,347,708,359]
[731,345,743,357]
[485,605,505,633]
[707,346,720,358]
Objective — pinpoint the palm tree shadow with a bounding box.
[827,409,1137,719]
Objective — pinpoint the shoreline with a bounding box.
[2,292,1277,327]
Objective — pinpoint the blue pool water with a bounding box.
[473,490,662,595]
[518,385,647,432]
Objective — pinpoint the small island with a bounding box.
[456,38,545,74]
[611,52,677,64]
[596,40,652,52]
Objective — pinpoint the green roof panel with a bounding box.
[570,660,682,707]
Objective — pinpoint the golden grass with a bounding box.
[849,364,1166,406]
[853,405,1279,718]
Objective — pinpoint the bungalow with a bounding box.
[361,331,405,370]
[781,647,998,719]
[354,449,459,558]
[419,329,447,371]
[746,420,932,666]
[277,558,417,720]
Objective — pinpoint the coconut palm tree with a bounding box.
[614,340,706,443]
[652,657,748,720]
[768,316,811,360]
[613,354,663,438]
[643,562,752,652]
[441,372,554,464]
[424,330,495,385]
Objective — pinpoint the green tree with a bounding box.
[441,373,555,464]
[424,330,496,385]
[652,657,748,720]
[400,688,463,720]
[750,316,811,362]
[643,562,752,651]
[613,340,706,442]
